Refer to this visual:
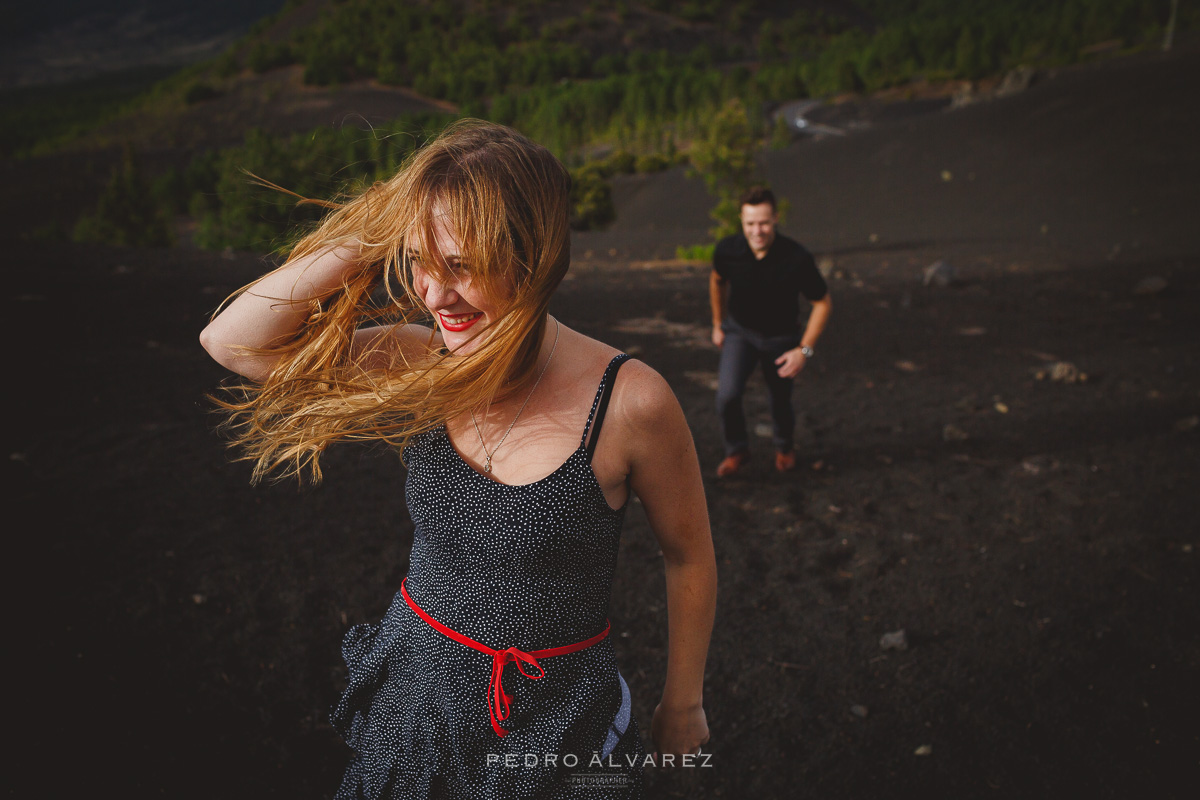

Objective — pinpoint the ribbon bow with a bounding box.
[400,578,611,738]
[488,647,546,737]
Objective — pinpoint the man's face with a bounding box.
[740,202,777,256]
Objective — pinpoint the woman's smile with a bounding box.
[437,311,483,332]
[409,202,508,353]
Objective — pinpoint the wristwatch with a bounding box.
[799,345,814,359]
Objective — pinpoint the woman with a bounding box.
[200,120,715,798]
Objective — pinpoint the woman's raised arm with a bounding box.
[200,246,431,381]
[200,245,363,380]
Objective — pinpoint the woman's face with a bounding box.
[409,208,506,355]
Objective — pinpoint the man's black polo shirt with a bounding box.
[714,232,828,336]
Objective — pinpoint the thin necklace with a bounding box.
[470,318,561,474]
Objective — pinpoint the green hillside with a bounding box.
[226,0,1183,149]
[47,0,1195,250]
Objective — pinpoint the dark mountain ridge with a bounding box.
[0,0,290,88]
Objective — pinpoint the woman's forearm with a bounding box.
[659,555,718,709]
[199,245,363,379]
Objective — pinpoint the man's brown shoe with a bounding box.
[775,450,796,472]
[716,452,748,478]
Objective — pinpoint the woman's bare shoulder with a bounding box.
[601,355,679,434]
[551,329,666,409]
[560,327,670,395]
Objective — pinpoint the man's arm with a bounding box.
[775,294,832,378]
[709,270,728,348]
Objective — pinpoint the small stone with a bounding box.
[895,360,919,372]
[940,170,953,182]
[754,422,774,438]
[997,65,1037,96]
[943,424,969,442]
[1174,415,1199,433]
[880,629,908,651]
[1133,276,1168,296]
[951,82,976,107]
[868,233,879,243]
[191,594,207,605]
[994,402,1009,414]
[914,744,933,756]
[850,705,869,719]
[1049,362,1080,383]
[923,260,955,287]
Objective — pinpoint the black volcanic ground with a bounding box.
[6,38,1198,800]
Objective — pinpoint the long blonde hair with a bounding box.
[214,119,572,482]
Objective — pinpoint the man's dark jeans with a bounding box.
[715,318,800,457]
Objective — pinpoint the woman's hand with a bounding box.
[651,701,710,761]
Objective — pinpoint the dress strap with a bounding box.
[581,353,632,461]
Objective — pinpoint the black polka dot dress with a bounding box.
[332,355,644,798]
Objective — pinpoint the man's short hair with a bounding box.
[738,185,776,211]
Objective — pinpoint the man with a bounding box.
[710,186,832,477]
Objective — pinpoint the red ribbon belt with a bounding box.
[400,578,610,738]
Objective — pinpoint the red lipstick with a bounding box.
[438,312,483,332]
